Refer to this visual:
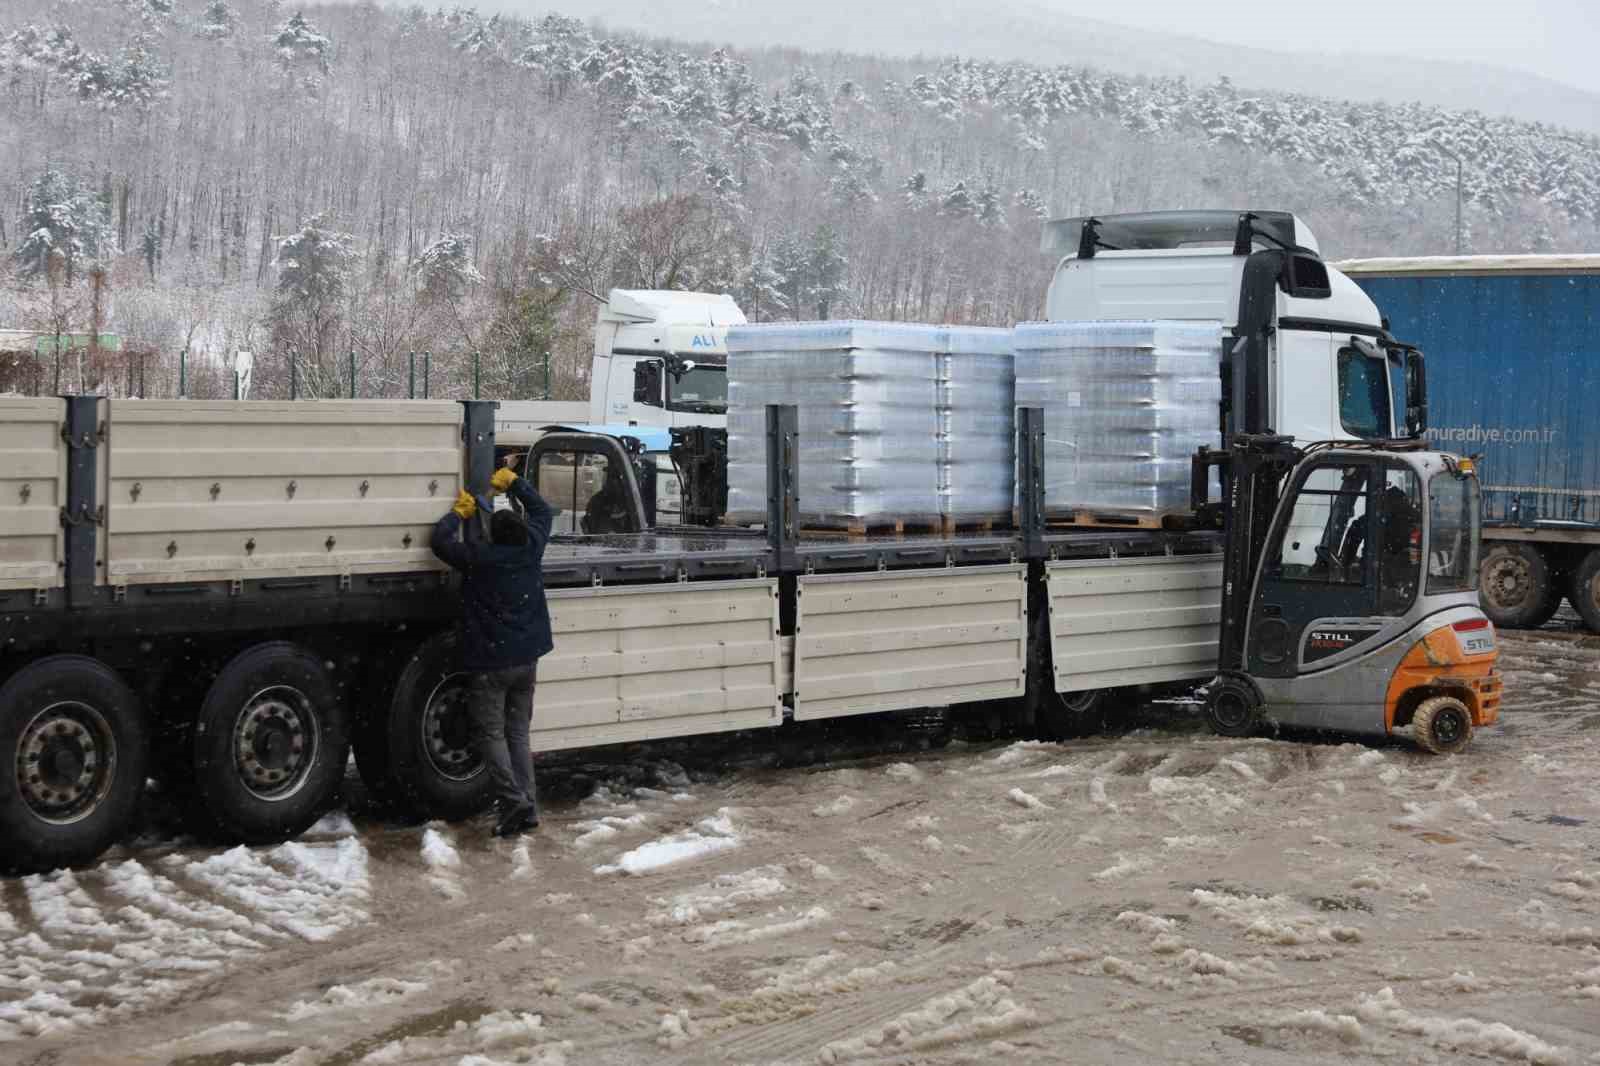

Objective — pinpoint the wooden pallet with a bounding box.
[1011,509,1196,531]
[942,513,1013,534]
[801,515,946,537]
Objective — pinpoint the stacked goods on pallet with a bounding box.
[939,327,1015,525]
[726,322,943,529]
[1013,320,1222,520]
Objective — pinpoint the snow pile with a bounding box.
[1091,854,1150,882]
[884,762,924,782]
[991,741,1055,767]
[186,841,371,941]
[359,1010,551,1063]
[1353,987,1570,1065]
[1147,775,1244,816]
[1402,883,1434,905]
[905,814,939,831]
[1190,889,1361,946]
[1162,835,1219,850]
[1463,853,1502,872]
[303,810,357,838]
[683,906,831,948]
[573,813,650,848]
[752,956,901,1002]
[1572,965,1600,1000]
[1265,1009,1364,1044]
[1088,777,1117,811]
[511,843,534,881]
[1176,948,1277,982]
[1006,787,1051,812]
[657,1009,697,1049]
[595,809,742,876]
[1114,911,1177,936]
[1396,794,1495,828]
[646,866,789,926]
[284,976,431,1020]
[420,826,465,901]
[494,933,537,953]
[815,972,1037,1062]
[23,871,123,938]
[813,795,858,818]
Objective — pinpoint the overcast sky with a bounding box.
[1036,0,1600,93]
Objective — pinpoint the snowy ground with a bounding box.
[4,627,1599,1066]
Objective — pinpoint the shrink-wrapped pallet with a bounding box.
[939,327,1015,520]
[726,322,942,526]
[1013,320,1222,516]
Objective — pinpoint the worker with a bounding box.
[430,466,555,837]
[582,463,633,534]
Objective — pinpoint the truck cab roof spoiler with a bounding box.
[1042,210,1314,260]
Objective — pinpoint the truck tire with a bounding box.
[382,633,494,820]
[1204,676,1261,738]
[1479,543,1556,629]
[0,656,149,873]
[1038,688,1108,740]
[1411,694,1473,755]
[1568,550,1600,633]
[190,643,350,844]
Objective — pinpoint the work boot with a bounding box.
[493,801,538,837]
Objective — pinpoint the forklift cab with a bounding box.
[1213,445,1500,752]
[524,431,654,536]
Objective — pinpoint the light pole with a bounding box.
[1433,142,1464,255]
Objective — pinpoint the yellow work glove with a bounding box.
[490,467,517,494]
[452,489,477,520]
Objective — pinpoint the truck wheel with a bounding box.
[1479,543,1555,629]
[1411,695,1473,755]
[1204,676,1261,738]
[383,633,493,820]
[1568,550,1600,633]
[0,656,148,873]
[191,643,350,844]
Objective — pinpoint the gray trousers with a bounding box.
[467,663,538,812]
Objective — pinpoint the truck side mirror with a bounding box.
[1404,349,1428,439]
[632,361,662,406]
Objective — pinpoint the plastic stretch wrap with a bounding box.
[1013,320,1222,515]
[939,327,1015,518]
[726,322,942,523]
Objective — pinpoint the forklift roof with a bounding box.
[1042,210,1316,259]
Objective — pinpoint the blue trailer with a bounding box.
[1339,255,1600,631]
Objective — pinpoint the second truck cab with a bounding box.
[1042,210,1427,446]
[589,289,747,429]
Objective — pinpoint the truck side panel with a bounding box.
[0,398,66,591]
[1046,554,1222,691]
[1352,273,1600,523]
[534,579,782,752]
[104,400,463,585]
[793,564,1028,720]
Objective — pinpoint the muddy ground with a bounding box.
[4,625,1599,1066]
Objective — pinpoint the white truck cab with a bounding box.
[1042,210,1425,445]
[589,289,747,429]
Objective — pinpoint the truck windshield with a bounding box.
[1337,347,1393,439]
[668,365,727,413]
[1427,471,1479,594]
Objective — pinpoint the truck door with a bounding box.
[1246,457,1423,679]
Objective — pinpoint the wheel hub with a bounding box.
[16,702,115,824]
[1483,556,1531,608]
[1212,692,1251,729]
[422,676,483,782]
[1433,708,1466,745]
[233,687,317,801]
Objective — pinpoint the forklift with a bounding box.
[1196,433,1501,754]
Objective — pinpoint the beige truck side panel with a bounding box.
[1046,554,1222,692]
[0,398,66,590]
[794,564,1027,721]
[104,400,463,585]
[533,579,782,752]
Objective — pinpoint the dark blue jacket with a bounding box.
[430,477,556,672]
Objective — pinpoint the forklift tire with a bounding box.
[1479,543,1554,630]
[1204,677,1261,738]
[382,633,494,821]
[191,643,350,844]
[1411,695,1473,755]
[1567,550,1600,633]
[0,656,149,874]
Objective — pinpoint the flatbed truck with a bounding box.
[0,210,1442,872]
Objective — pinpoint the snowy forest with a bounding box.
[2,0,1599,401]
